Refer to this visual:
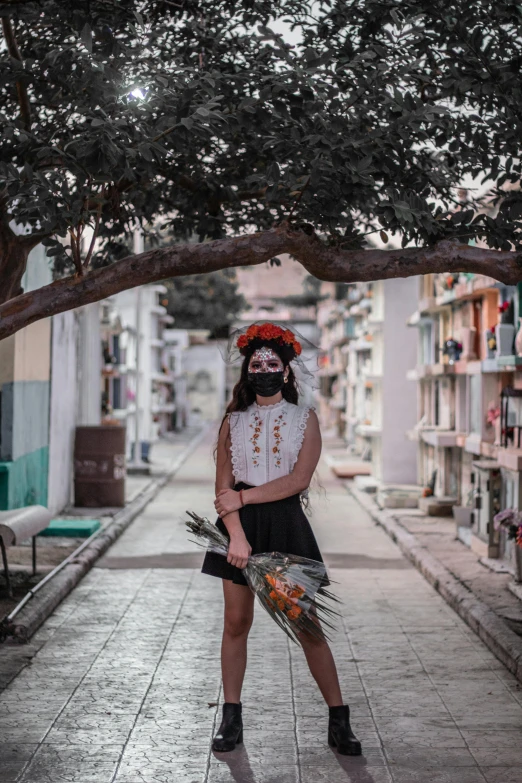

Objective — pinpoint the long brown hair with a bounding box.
[215,340,318,513]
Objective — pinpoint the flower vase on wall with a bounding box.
[485,329,496,359]
[495,323,515,357]
[515,318,522,357]
[496,300,515,357]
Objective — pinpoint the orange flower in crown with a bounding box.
[236,323,302,357]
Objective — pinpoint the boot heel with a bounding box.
[328,705,362,757]
[212,702,243,753]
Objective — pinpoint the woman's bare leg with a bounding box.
[221,580,255,703]
[299,621,343,707]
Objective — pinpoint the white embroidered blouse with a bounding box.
[228,399,314,487]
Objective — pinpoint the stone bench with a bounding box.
[0,506,53,598]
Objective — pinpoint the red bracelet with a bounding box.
[239,489,245,507]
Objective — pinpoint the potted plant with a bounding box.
[493,508,522,582]
[443,338,463,364]
[485,329,497,359]
[441,274,457,291]
[495,300,515,357]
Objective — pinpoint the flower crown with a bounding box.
[236,323,302,356]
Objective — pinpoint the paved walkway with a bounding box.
[2,430,522,782]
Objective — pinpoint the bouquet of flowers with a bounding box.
[493,508,522,548]
[186,511,341,646]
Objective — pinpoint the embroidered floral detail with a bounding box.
[272,412,286,468]
[249,409,263,467]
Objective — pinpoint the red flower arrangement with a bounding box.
[499,301,510,314]
[237,323,302,356]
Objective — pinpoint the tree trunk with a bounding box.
[0,225,30,304]
[0,224,521,342]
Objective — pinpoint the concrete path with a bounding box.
[2,430,522,783]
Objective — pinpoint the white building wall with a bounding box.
[184,342,227,422]
[77,303,102,426]
[47,310,79,514]
[381,277,419,484]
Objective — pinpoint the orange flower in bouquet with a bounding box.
[185,511,341,646]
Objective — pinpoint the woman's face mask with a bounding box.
[247,348,287,397]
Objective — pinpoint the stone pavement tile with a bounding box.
[450,706,522,730]
[129,718,215,747]
[128,730,211,750]
[118,745,209,767]
[376,728,466,750]
[298,728,381,747]
[300,762,393,783]
[63,695,144,715]
[470,745,522,766]
[214,744,298,765]
[384,747,478,768]
[388,767,486,783]
[43,727,132,746]
[51,711,136,732]
[114,761,207,783]
[235,730,295,747]
[368,696,451,719]
[208,761,299,783]
[139,702,220,722]
[372,716,466,751]
[461,729,522,748]
[482,769,522,783]
[298,744,387,767]
[115,771,205,783]
[439,693,520,715]
[0,743,39,782]
[18,743,121,783]
[0,727,53,744]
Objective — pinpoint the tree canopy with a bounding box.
[0,0,521,339]
[164,268,247,336]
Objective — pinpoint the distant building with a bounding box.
[110,285,175,459]
[407,273,522,571]
[317,278,418,485]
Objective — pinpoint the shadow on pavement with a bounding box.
[213,744,380,783]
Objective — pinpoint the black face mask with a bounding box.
[247,371,285,397]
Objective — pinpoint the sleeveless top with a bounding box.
[228,399,314,487]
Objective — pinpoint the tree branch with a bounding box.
[0,225,521,342]
[83,200,103,268]
[1,17,31,130]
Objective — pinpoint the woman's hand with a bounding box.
[215,488,243,518]
[227,533,252,570]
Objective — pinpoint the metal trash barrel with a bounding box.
[74,426,126,507]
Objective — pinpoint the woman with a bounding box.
[201,323,361,756]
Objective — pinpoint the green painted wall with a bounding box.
[0,446,49,510]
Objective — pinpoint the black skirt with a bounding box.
[201,482,330,587]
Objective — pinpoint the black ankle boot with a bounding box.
[212,702,243,752]
[328,705,362,756]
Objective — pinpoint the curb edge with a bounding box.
[348,483,522,682]
[13,425,211,641]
